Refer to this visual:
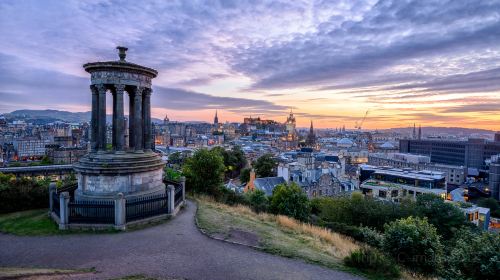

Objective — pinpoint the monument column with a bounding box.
[97,84,107,152]
[90,85,99,152]
[128,91,135,150]
[113,84,126,153]
[142,89,152,152]
[133,86,144,153]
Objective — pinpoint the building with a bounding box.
[45,144,87,164]
[13,138,51,159]
[244,169,285,195]
[368,152,467,186]
[399,137,500,170]
[489,154,500,201]
[359,165,447,201]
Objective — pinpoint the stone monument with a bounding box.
[74,47,165,201]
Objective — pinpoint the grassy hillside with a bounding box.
[195,196,360,273]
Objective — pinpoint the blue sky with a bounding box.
[1,0,500,129]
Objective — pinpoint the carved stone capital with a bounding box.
[96,84,107,94]
[134,86,144,97]
[114,84,126,94]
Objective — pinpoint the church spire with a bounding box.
[214,110,219,125]
[418,124,422,140]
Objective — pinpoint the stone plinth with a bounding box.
[74,151,165,201]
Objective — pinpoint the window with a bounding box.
[391,190,398,197]
[379,190,387,198]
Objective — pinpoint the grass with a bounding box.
[0,267,96,278]
[195,196,361,275]
[0,209,120,236]
[0,209,60,235]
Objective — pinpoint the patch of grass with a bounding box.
[0,209,59,235]
[0,267,95,278]
[195,196,360,273]
[0,209,120,236]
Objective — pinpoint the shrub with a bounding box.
[442,228,500,280]
[182,148,225,195]
[269,183,310,222]
[214,187,246,206]
[322,222,383,248]
[344,246,400,279]
[383,216,443,274]
[244,189,269,213]
[0,173,50,213]
[415,193,470,240]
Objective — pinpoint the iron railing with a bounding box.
[68,200,114,224]
[125,193,169,222]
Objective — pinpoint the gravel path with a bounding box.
[0,201,363,280]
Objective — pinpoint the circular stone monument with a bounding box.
[74,47,165,201]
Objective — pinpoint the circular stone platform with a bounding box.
[74,151,166,200]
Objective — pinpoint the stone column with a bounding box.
[114,192,126,230]
[49,182,56,214]
[59,192,70,230]
[97,84,107,152]
[142,89,152,152]
[180,176,186,202]
[133,87,144,153]
[113,84,126,153]
[167,185,175,214]
[90,85,99,152]
[128,91,135,150]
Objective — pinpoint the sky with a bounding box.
[1,0,500,130]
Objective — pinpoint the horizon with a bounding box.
[1,1,500,130]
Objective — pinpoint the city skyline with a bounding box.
[1,1,500,129]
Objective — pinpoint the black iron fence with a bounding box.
[125,192,169,222]
[52,191,60,218]
[68,200,114,224]
[174,185,183,208]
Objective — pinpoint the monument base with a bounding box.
[74,151,166,201]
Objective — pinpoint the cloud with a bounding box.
[152,87,287,113]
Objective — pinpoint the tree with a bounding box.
[415,194,469,240]
[240,168,251,183]
[383,216,443,274]
[477,198,500,218]
[245,189,269,213]
[212,146,247,179]
[269,183,310,221]
[253,154,276,177]
[164,167,181,182]
[182,149,225,195]
[443,228,500,280]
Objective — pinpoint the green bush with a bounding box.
[0,173,50,213]
[442,228,500,280]
[383,216,443,274]
[322,222,383,248]
[182,148,225,195]
[344,246,400,279]
[244,189,269,213]
[215,187,247,206]
[311,193,416,231]
[269,183,310,222]
[415,193,470,240]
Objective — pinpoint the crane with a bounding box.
[355,110,369,130]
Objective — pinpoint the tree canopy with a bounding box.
[253,153,276,178]
[182,148,225,195]
[269,183,310,222]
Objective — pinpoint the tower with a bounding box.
[412,123,417,139]
[306,120,316,147]
[163,114,169,125]
[418,125,422,140]
[74,47,165,201]
[214,110,219,126]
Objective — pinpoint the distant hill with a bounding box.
[3,109,162,124]
[385,126,496,139]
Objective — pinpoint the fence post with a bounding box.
[167,185,175,214]
[49,182,56,214]
[114,192,126,230]
[180,176,186,203]
[59,192,70,230]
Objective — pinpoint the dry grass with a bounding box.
[275,215,358,258]
[196,195,358,260]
